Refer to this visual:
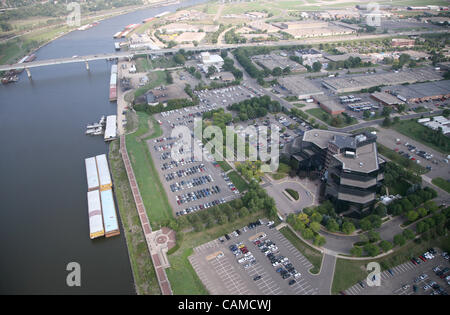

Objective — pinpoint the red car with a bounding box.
[419,256,427,262]
[411,258,418,265]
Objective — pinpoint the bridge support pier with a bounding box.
[85,61,90,71]
[25,68,32,79]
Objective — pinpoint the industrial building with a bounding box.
[381,80,450,103]
[391,38,415,47]
[321,68,442,93]
[251,54,307,72]
[313,95,345,116]
[370,91,405,106]
[199,52,224,71]
[277,76,324,100]
[289,130,385,212]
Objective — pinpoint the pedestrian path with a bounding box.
[120,135,173,295]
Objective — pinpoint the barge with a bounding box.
[100,189,120,237]
[109,65,117,102]
[87,190,105,239]
[104,115,117,142]
[85,157,100,191]
[96,154,112,191]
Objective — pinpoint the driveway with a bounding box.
[264,178,314,217]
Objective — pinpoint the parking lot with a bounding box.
[149,85,269,216]
[344,248,450,295]
[375,128,450,180]
[189,221,321,295]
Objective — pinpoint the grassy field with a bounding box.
[166,211,265,294]
[331,235,450,294]
[125,111,173,228]
[432,177,450,194]
[279,226,323,274]
[228,170,249,192]
[134,71,168,99]
[377,143,427,175]
[392,120,450,154]
[135,56,177,72]
[217,160,232,172]
[109,140,161,295]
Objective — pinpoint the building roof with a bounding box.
[278,76,324,98]
[302,129,350,149]
[334,141,380,173]
[382,80,450,100]
[371,91,404,105]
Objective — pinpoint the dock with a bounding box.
[104,115,117,142]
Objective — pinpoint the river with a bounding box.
[0,0,206,294]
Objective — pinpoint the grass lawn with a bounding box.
[109,140,161,295]
[279,226,323,274]
[135,56,177,72]
[331,235,450,294]
[306,108,356,127]
[270,162,291,180]
[377,143,427,175]
[285,188,299,200]
[228,170,249,192]
[217,160,232,172]
[292,103,306,108]
[125,111,173,228]
[166,211,265,294]
[134,71,168,99]
[432,177,450,194]
[392,119,450,154]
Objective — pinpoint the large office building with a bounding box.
[289,130,385,212]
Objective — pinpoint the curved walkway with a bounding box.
[120,135,173,295]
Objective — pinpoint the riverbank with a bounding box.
[0,0,180,66]
[109,139,161,295]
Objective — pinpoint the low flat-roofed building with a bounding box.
[273,20,329,30]
[395,50,430,60]
[251,54,307,72]
[371,91,405,106]
[281,24,354,39]
[392,38,415,47]
[277,76,324,99]
[324,53,372,63]
[289,130,384,213]
[200,52,224,69]
[247,20,280,33]
[322,68,442,93]
[313,95,345,115]
[381,80,450,103]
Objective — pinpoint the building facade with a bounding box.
[289,130,385,212]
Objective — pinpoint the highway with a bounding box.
[1,29,448,72]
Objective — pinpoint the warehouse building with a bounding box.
[370,91,405,106]
[289,130,385,213]
[277,76,324,100]
[381,80,450,103]
[313,95,345,116]
[321,68,442,93]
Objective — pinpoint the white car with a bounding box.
[294,272,301,279]
[272,262,280,267]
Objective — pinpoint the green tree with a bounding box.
[313,235,326,246]
[368,230,380,243]
[326,218,339,232]
[351,246,363,257]
[402,229,415,240]
[364,243,380,257]
[341,221,355,234]
[407,210,419,222]
[312,61,322,72]
[379,240,393,252]
[393,234,406,246]
[310,221,321,233]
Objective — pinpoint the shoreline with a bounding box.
[1,0,182,67]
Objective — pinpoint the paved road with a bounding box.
[315,254,337,295]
